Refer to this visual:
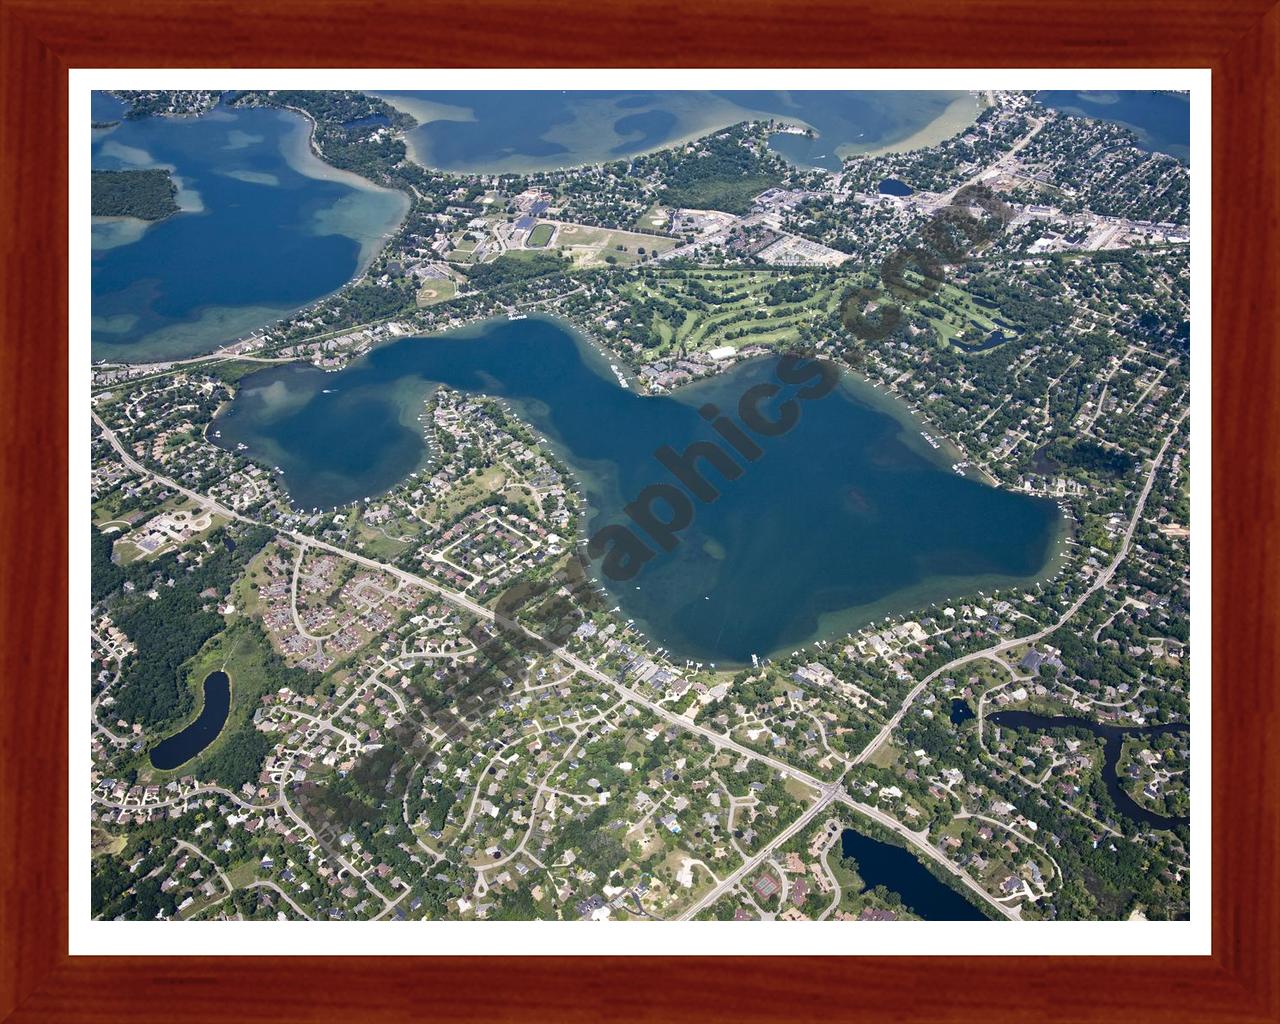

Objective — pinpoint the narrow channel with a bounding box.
[986,710,1188,829]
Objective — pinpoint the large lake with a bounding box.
[373,91,982,174]
[213,317,1061,665]
[91,95,408,363]
[1035,91,1190,163]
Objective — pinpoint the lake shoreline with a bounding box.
[274,105,412,276]
[377,90,983,176]
[215,313,1064,667]
[850,92,985,159]
[93,101,411,365]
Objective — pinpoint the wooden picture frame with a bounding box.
[2,1,1275,1019]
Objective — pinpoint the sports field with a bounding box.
[526,222,555,247]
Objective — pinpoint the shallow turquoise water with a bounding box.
[213,317,1061,664]
[91,97,407,362]
[376,90,977,173]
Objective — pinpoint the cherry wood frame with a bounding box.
[2,1,1276,1020]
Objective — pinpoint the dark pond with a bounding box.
[149,670,231,770]
[1027,443,1057,476]
[877,178,913,196]
[986,710,1188,829]
[839,828,988,921]
[953,330,1012,353]
[950,699,976,724]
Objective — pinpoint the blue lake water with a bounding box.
[149,670,231,770]
[374,91,980,174]
[91,95,408,363]
[212,316,1061,664]
[92,92,129,122]
[1035,91,1190,163]
[839,828,988,920]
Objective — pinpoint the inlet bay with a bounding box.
[214,317,1061,665]
[91,98,407,362]
[375,90,981,174]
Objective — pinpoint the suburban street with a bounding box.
[92,407,1016,921]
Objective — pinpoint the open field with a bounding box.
[91,829,127,859]
[446,236,481,263]
[230,542,277,619]
[415,278,457,307]
[552,223,678,268]
[633,204,672,233]
[433,465,510,521]
[352,516,418,561]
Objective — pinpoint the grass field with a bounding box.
[432,465,509,522]
[633,204,672,233]
[91,829,127,859]
[526,222,555,248]
[613,268,841,358]
[446,236,480,263]
[230,542,278,619]
[415,278,457,307]
[552,223,678,268]
[920,281,1004,346]
[353,517,416,561]
[135,618,284,784]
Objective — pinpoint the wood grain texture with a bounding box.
[0,0,1276,1020]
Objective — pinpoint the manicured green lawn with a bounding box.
[526,223,555,248]
[415,279,457,307]
[614,269,838,357]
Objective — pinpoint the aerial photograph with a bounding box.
[88,86,1192,926]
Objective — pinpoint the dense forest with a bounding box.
[456,252,570,289]
[648,130,783,215]
[104,525,273,727]
[92,525,126,603]
[1043,438,1137,478]
[91,169,180,221]
[200,727,271,791]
